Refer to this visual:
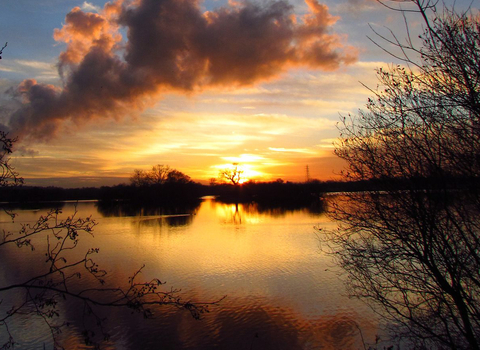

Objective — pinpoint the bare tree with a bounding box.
[219,163,243,186]
[0,136,217,349]
[324,2,480,349]
[0,131,22,187]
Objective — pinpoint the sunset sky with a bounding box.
[0,0,475,187]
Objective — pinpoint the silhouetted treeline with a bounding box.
[0,185,101,203]
[0,182,203,206]
[2,177,474,206]
[99,182,204,206]
[320,175,480,194]
[210,180,324,206]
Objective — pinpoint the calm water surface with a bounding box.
[0,198,379,349]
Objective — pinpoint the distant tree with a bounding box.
[324,1,480,349]
[166,169,192,184]
[219,163,243,186]
[130,168,150,187]
[148,164,172,184]
[130,164,191,186]
[0,137,215,349]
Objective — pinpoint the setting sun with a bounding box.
[215,155,269,183]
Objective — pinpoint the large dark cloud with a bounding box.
[6,0,357,141]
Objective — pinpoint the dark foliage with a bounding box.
[99,182,203,206]
[210,180,324,208]
[0,185,101,203]
[324,2,480,349]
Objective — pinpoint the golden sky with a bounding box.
[0,0,473,187]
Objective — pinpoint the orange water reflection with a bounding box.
[0,198,380,349]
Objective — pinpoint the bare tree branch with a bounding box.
[325,2,480,349]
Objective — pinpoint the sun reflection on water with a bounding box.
[0,198,380,349]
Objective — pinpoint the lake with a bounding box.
[0,197,379,349]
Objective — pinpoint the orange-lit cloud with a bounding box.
[5,0,357,142]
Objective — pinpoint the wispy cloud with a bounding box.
[221,154,266,163]
[14,60,54,71]
[81,1,102,13]
[269,147,317,154]
[0,67,15,73]
[0,59,58,79]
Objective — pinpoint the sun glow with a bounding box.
[215,155,268,183]
[238,167,264,183]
